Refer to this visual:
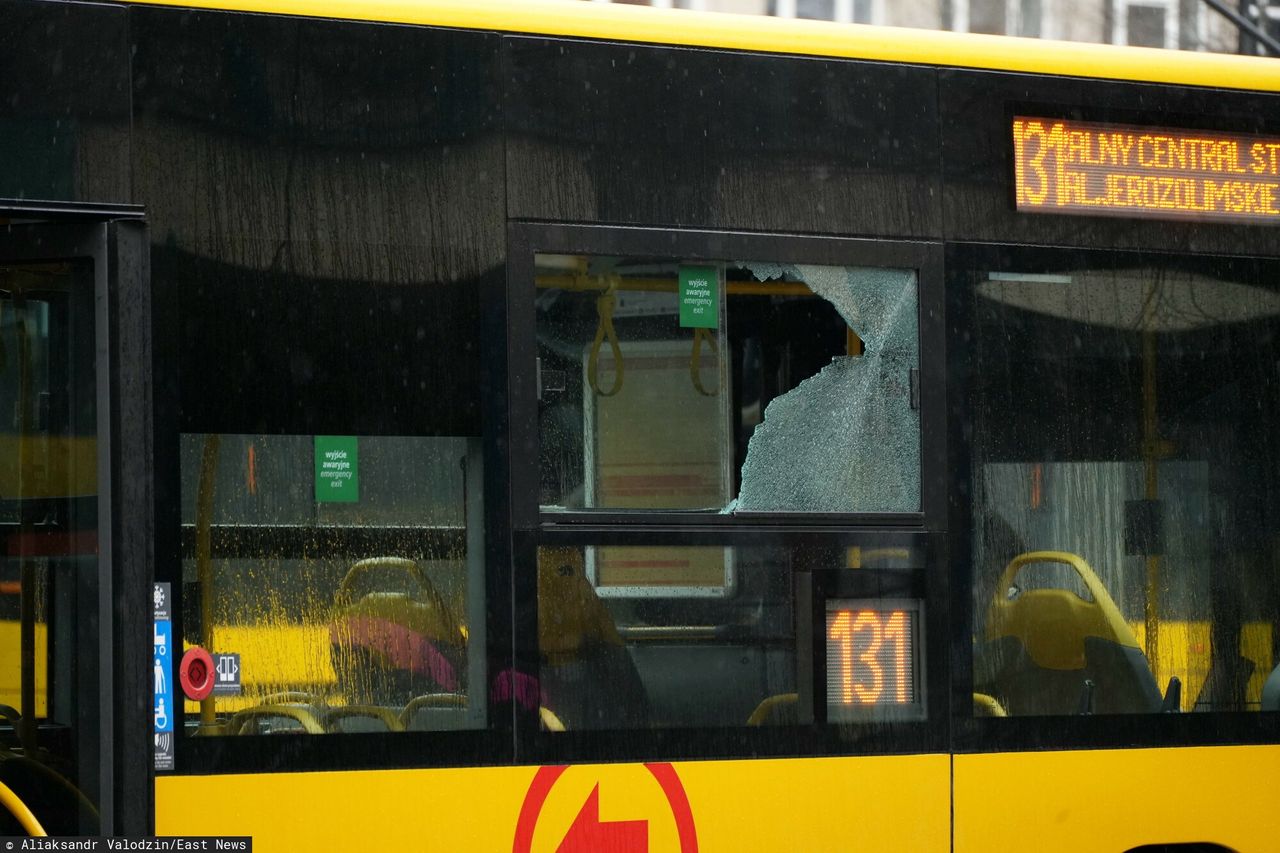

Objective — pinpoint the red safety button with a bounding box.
[180,647,215,701]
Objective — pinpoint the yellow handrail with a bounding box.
[546,271,820,397]
[536,273,812,297]
[196,434,222,726]
[0,777,47,836]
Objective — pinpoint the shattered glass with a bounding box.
[736,264,920,513]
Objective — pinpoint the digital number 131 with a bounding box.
[829,610,909,704]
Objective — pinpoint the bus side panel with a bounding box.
[954,745,1280,853]
[504,37,942,240]
[157,753,950,851]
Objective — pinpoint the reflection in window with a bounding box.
[536,542,924,731]
[179,434,484,735]
[968,264,1280,716]
[535,254,920,514]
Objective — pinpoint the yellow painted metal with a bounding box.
[195,434,221,726]
[1141,325,1163,674]
[178,625,336,714]
[0,778,47,837]
[0,436,97,499]
[157,753,949,851]
[15,297,35,755]
[1130,620,1211,712]
[955,745,1280,852]
[0,623,47,715]
[119,0,1280,92]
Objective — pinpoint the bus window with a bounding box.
[178,434,485,736]
[536,542,925,731]
[535,255,919,515]
[966,260,1280,716]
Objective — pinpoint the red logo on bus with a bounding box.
[513,762,698,853]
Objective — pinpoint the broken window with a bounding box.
[534,254,920,516]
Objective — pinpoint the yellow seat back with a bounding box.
[981,551,1160,715]
[985,551,1141,664]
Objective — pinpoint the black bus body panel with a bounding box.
[504,36,943,239]
[940,67,1280,256]
[129,6,514,773]
[0,0,131,205]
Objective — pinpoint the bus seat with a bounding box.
[972,693,1008,717]
[539,707,566,732]
[1263,663,1280,711]
[325,705,405,733]
[229,703,327,735]
[397,692,536,732]
[746,693,798,726]
[978,551,1161,716]
[329,557,466,705]
[537,547,650,728]
[400,693,471,731]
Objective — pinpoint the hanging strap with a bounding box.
[587,278,624,397]
[690,327,719,397]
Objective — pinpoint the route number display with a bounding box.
[1013,117,1280,225]
[825,599,923,719]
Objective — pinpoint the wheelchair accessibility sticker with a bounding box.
[153,582,174,771]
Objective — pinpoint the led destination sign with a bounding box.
[825,598,923,719]
[1013,117,1280,224]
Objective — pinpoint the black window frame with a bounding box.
[508,222,950,764]
[507,223,947,531]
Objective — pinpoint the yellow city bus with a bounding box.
[1,0,1279,849]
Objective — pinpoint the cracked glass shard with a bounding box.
[736,264,920,513]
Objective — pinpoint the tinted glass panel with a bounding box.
[536,542,925,732]
[967,258,1280,717]
[179,434,485,736]
[536,254,920,514]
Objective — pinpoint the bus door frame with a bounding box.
[0,200,154,835]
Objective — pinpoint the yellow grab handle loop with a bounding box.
[690,327,718,397]
[587,278,623,397]
[0,777,47,836]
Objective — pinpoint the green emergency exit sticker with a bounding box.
[315,436,358,503]
[679,266,719,329]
